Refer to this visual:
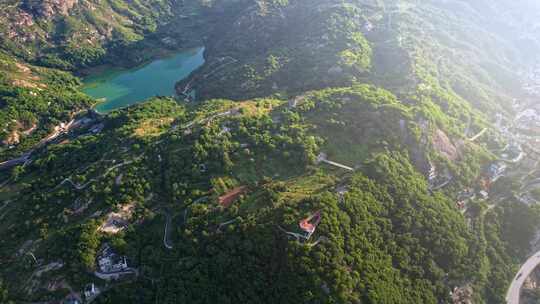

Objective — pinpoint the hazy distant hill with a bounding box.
[0,1,539,304]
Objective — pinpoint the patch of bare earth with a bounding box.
[2,121,38,146]
[133,117,174,138]
[432,128,459,161]
[2,130,20,146]
[98,203,135,234]
[10,63,47,89]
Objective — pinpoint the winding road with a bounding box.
[163,212,173,250]
[55,155,142,191]
[0,152,31,170]
[506,251,540,304]
[0,116,93,172]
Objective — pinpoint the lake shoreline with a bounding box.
[81,47,205,113]
[76,45,204,78]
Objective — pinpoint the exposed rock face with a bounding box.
[23,0,78,19]
[451,285,473,304]
[432,128,459,161]
[5,10,36,41]
[13,10,34,27]
[42,0,78,18]
[1,120,39,146]
[2,130,20,146]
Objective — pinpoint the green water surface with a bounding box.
[82,47,205,113]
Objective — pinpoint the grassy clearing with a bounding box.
[133,117,174,138]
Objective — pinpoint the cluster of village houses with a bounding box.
[427,117,529,213]
[453,140,526,212]
[456,161,508,207]
[449,63,540,304]
[450,84,540,214]
[522,62,540,97]
[517,62,540,137]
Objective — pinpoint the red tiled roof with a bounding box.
[299,211,322,234]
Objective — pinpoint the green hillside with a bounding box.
[1,0,540,303]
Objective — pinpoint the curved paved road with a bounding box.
[506,250,540,304]
[163,212,173,250]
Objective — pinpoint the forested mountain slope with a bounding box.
[181,0,537,113]
[0,87,529,303]
[0,0,173,69]
[1,1,540,304]
[0,0,254,70]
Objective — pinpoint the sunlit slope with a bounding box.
[0,83,503,302]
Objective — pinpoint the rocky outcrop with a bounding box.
[2,130,20,146]
[451,285,473,304]
[42,0,78,18]
[432,128,459,161]
[4,9,37,42]
[23,0,78,19]
[12,10,34,28]
[1,121,38,146]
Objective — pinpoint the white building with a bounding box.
[84,283,100,299]
[97,244,129,273]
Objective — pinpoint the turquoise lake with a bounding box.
[82,47,205,113]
